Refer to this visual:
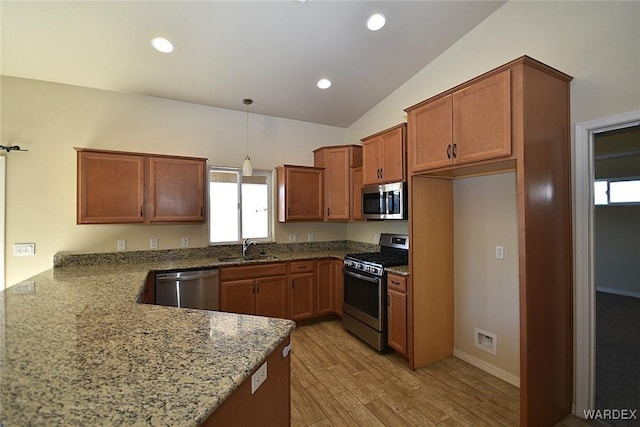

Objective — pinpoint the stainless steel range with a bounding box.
[343,233,409,351]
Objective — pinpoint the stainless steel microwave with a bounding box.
[362,182,407,220]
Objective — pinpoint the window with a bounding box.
[594,178,640,205]
[209,167,272,244]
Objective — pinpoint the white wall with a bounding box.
[1,77,348,286]
[346,1,639,380]
[454,173,520,379]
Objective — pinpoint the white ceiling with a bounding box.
[1,1,505,128]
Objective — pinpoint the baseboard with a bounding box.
[596,286,640,299]
[453,348,520,388]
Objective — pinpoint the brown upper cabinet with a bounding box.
[76,148,206,224]
[406,70,512,174]
[313,145,362,221]
[361,123,406,185]
[276,165,324,222]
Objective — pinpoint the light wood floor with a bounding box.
[290,320,594,427]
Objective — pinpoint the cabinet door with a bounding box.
[148,157,206,222]
[77,150,145,224]
[316,260,334,315]
[453,70,511,165]
[387,288,407,356]
[290,273,315,320]
[332,259,344,316]
[407,95,453,173]
[350,167,363,221]
[379,125,405,183]
[255,275,288,319]
[277,166,323,222]
[325,147,351,220]
[362,137,383,185]
[220,279,256,315]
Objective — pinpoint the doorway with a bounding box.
[574,109,640,417]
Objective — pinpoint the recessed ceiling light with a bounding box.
[151,37,174,53]
[317,79,332,90]
[366,13,386,31]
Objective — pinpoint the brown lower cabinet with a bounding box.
[201,337,291,427]
[220,259,343,322]
[220,263,288,319]
[316,259,334,315]
[387,273,408,356]
[289,260,316,320]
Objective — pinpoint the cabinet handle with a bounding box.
[391,280,400,285]
[447,145,452,159]
[140,206,144,217]
[288,207,291,216]
[327,207,330,216]
[256,283,260,294]
[452,143,457,159]
[380,168,383,179]
[298,265,307,270]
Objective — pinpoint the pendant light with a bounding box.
[242,98,254,176]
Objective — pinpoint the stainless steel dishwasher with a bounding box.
[155,269,219,310]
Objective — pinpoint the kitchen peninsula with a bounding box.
[0,257,299,425]
[0,241,381,425]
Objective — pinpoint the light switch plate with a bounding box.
[13,243,35,256]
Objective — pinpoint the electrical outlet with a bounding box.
[182,237,190,247]
[117,240,126,251]
[307,233,314,242]
[288,234,297,243]
[475,327,497,355]
[495,245,504,260]
[251,362,268,394]
[373,233,380,244]
[150,238,158,249]
[13,243,35,256]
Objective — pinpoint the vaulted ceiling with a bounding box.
[1,1,505,127]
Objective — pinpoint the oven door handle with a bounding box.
[344,269,381,284]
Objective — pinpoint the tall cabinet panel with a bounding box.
[313,145,362,221]
[405,56,572,427]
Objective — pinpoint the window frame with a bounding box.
[594,176,640,206]
[208,166,274,245]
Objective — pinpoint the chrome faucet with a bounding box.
[242,239,258,257]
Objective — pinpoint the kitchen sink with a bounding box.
[217,254,279,263]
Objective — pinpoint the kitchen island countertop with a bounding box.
[0,259,297,426]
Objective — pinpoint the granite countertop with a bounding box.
[386,265,410,276]
[0,242,369,426]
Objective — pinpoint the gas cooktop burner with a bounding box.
[344,233,409,276]
[345,252,408,267]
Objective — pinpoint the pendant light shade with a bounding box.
[242,98,254,176]
[242,155,253,176]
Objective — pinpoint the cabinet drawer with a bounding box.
[387,274,407,292]
[289,260,315,274]
[220,263,287,281]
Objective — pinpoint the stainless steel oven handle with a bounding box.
[344,269,381,284]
